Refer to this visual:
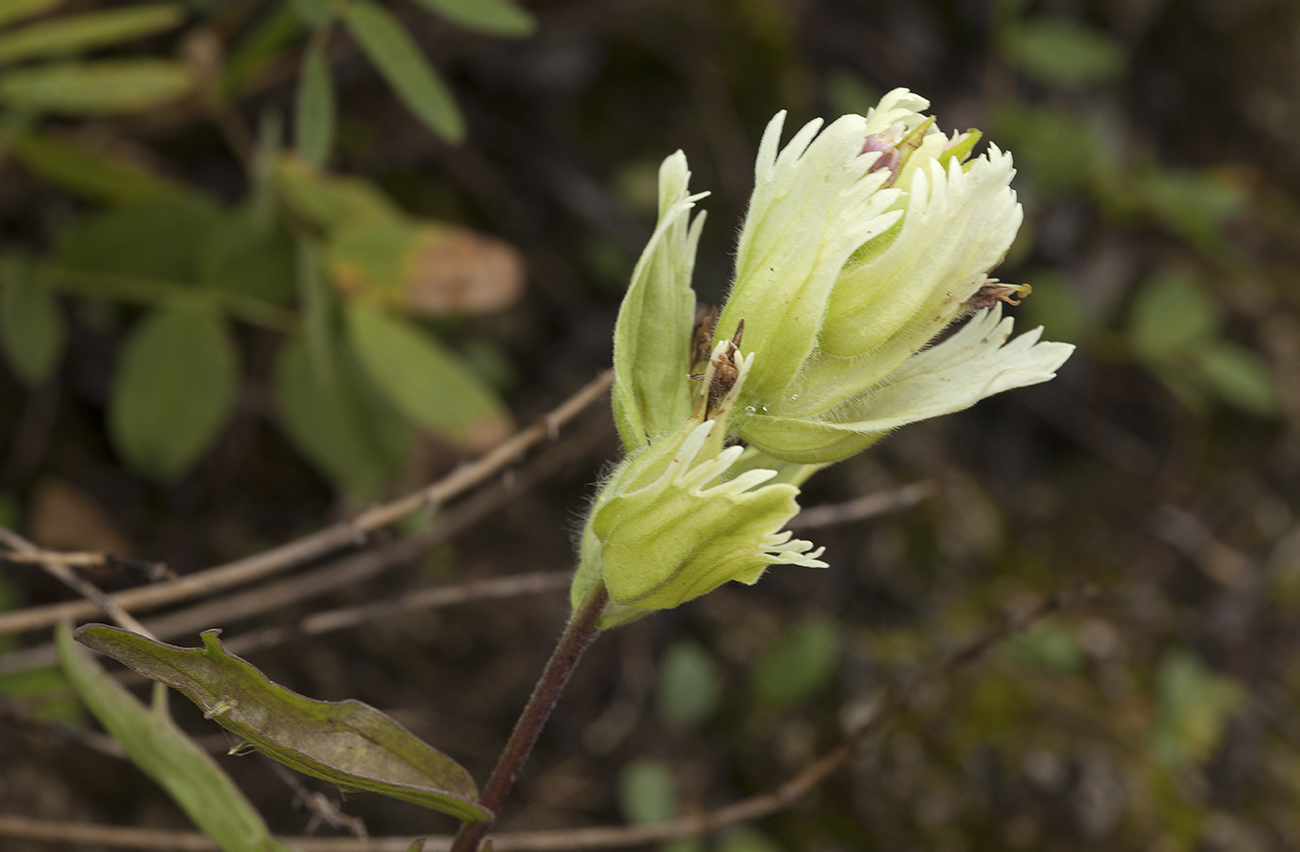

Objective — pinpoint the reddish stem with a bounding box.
[449,587,609,852]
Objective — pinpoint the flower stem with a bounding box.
[449,585,609,852]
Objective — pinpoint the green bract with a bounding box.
[577,88,1074,622]
[573,419,826,627]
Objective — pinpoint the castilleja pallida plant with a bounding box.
[448,90,1072,850]
[68,88,1077,852]
[572,88,1074,627]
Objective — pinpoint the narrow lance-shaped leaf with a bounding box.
[0,4,185,66]
[0,60,195,115]
[275,334,414,498]
[75,625,492,823]
[346,301,512,451]
[411,0,535,37]
[288,0,335,29]
[0,0,64,28]
[1,255,65,386]
[343,0,464,142]
[274,155,403,231]
[326,217,524,316]
[295,41,335,168]
[4,131,191,206]
[57,623,292,852]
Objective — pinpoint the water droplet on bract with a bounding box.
[743,405,757,415]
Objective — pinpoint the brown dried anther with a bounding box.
[690,305,719,367]
[690,319,745,418]
[966,281,1032,311]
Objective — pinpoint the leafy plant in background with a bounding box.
[69,89,1075,850]
[987,0,1279,418]
[0,0,534,495]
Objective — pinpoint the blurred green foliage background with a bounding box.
[1,0,1299,850]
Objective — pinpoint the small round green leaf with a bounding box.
[657,640,721,728]
[618,758,676,825]
[110,308,239,480]
[1196,342,1278,416]
[751,617,839,711]
[1128,270,1218,364]
[1000,18,1126,88]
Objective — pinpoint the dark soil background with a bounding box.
[3,0,1300,850]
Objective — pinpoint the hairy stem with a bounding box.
[450,586,609,852]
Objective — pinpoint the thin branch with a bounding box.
[0,547,173,582]
[0,528,155,639]
[0,407,608,676]
[0,583,1097,852]
[0,370,613,636]
[787,480,937,531]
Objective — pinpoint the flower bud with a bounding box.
[572,419,826,626]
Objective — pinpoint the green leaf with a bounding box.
[1004,619,1084,672]
[275,334,414,498]
[1021,270,1094,343]
[1,255,65,385]
[57,197,221,283]
[1000,18,1126,88]
[295,42,335,168]
[991,101,1098,196]
[288,0,335,29]
[1148,650,1246,769]
[0,5,184,66]
[618,758,676,825]
[1140,168,1245,254]
[75,625,491,823]
[3,130,190,206]
[0,664,84,725]
[346,301,512,450]
[343,1,464,142]
[0,0,63,29]
[0,60,196,114]
[751,617,839,711]
[657,640,720,728]
[1195,342,1278,416]
[221,5,303,100]
[411,0,535,37]
[110,308,239,480]
[58,624,291,852]
[1128,270,1218,364]
[198,205,297,304]
[274,155,402,231]
[326,218,524,316]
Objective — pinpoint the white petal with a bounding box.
[829,306,1074,433]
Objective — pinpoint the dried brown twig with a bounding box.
[0,528,155,639]
[0,405,610,677]
[0,370,613,636]
[0,582,1097,851]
